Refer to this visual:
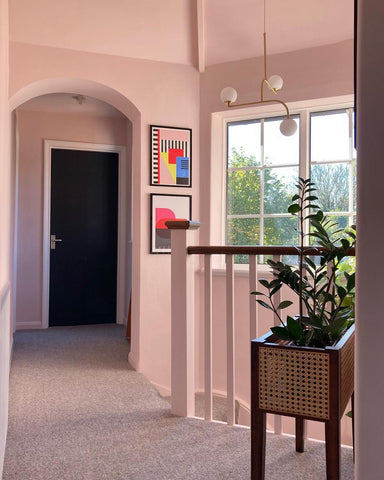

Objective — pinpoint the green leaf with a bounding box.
[250,291,264,296]
[337,286,347,300]
[270,284,283,296]
[288,204,301,214]
[291,194,299,201]
[287,316,303,340]
[258,279,270,289]
[341,238,350,250]
[271,326,292,341]
[277,300,293,310]
[347,273,355,291]
[256,300,273,311]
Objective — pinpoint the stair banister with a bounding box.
[166,220,200,417]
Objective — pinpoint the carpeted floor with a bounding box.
[2,325,354,479]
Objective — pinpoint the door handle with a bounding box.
[50,234,63,250]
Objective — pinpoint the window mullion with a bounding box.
[300,110,310,240]
[348,108,354,226]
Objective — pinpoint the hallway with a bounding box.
[2,325,354,479]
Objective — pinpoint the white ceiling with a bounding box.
[10,0,354,68]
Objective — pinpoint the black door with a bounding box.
[49,148,118,326]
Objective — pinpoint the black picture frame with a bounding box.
[150,193,192,254]
[150,125,192,187]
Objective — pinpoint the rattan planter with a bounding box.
[251,324,354,480]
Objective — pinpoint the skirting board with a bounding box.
[16,322,43,330]
[128,351,139,371]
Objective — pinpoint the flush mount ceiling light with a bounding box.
[220,0,297,136]
[72,94,86,105]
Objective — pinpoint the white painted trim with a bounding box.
[216,95,355,255]
[151,381,171,397]
[43,140,127,328]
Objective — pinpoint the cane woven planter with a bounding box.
[251,323,354,480]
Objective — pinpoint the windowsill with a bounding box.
[210,265,275,278]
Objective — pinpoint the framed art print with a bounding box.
[150,194,192,254]
[150,125,192,187]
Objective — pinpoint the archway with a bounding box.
[9,78,142,370]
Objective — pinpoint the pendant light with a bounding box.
[220,0,297,137]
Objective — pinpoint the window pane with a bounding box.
[264,117,299,166]
[226,218,260,246]
[328,215,349,231]
[264,217,297,246]
[264,167,299,214]
[227,170,260,215]
[228,122,261,167]
[311,110,349,162]
[311,163,349,212]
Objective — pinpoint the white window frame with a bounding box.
[210,95,355,272]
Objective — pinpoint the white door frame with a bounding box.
[42,139,127,328]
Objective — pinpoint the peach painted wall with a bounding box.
[0,0,11,475]
[15,109,128,329]
[9,42,200,393]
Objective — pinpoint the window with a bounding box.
[225,106,356,263]
[310,109,356,229]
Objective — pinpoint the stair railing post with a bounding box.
[166,220,200,417]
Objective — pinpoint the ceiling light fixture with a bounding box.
[72,94,86,105]
[220,0,297,136]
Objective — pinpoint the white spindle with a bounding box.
[249,254,258,341]
[226,254,235,426]
[204,254,213,421]
[272,253,282,435]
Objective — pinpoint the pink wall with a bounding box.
[9,42,200,393]
[356,0,384,477]
[0,0,11,474]
[15,109,128,329]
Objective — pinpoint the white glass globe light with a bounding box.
[280,118,297,136]
[268,74,284,91]
[220,87,238,104]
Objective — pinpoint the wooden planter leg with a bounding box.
[295,417,305,452]
[325,419,340,480]
[251,410,266,480]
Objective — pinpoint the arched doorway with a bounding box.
[9,78,142,369]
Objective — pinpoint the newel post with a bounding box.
[166,220,200,417]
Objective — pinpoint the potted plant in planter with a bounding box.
[250,178,356,480]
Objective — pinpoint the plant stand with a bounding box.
[251,324,354,480]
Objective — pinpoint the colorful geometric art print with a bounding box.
[150,194,192,253]
[150,125,192,187]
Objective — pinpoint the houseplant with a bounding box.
[250,178,356,480]
[252,177,356,347]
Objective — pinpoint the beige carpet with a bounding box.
[2,325,354,479]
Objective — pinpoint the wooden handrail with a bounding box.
[187,245,356,256]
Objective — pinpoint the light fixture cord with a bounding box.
[262,0,267,98]
[263,0,266,33]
